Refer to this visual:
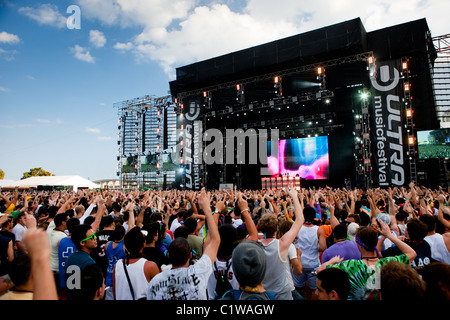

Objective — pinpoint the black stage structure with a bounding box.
[170,18,439,190]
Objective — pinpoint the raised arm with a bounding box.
[279,184,304,260]
[197,188,220,264]
[237,192,258,242]
[22,218,58,300]
[378,220,416,262]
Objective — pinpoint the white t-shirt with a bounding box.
[285,243,297,292]
[12,223,27,251]
[425,233,450,264]
[147,254,212,300]
[232,218,243,228]
[206,258,239,299]
[50,229,67,272]
[170,218,182,234]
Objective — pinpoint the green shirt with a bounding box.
[327,254,409,300]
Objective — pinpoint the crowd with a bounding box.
[0,182,449,301]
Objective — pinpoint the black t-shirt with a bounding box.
[142,246,166,270]
[90,229,115,275]
[382,239,433,276]
[0,234,12,276]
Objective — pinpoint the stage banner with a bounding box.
[182,97,203,190]
[369,59,407,187]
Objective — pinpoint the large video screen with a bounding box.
[267,136,329,179]
[417,128,450,159]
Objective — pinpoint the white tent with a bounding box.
[1,175,100,192]
[0,180,16,188]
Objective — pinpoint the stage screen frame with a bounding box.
[267,136,330,180]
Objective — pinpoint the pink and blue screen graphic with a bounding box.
[267,136,330,179]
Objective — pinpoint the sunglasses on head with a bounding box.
[81,232,96,242]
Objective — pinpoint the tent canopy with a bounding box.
[1,175,100,192]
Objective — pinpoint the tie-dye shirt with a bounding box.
[327,254,409,300]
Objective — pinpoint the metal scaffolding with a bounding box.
[114,95,177,190]
[432,34,450,125]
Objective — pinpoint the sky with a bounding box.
[0,0,449,182]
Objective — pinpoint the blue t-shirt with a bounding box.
[65,250,96,300]
[58,237,76,288]
[105,241,126,287]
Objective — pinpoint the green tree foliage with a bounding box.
[21,167,54,180]
[0,169,4,180]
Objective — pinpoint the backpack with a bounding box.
[221,289,277,300]
[214,260,232,298]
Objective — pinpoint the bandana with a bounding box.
[355,235,380,257]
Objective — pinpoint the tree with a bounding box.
[21,167,54,180]
[0,169,4,180]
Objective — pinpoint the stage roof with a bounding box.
[170,17,434,96]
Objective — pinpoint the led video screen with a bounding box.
[417,129,450,159]
[267,136,329,179]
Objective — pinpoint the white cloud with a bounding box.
[36,118,51,124]
[86,127,101,134]
[76,0,450,78]
[71,45,95,63]
[0,86,10,92]
[19,3,66,29]
[90,30,107,48]
[97,136,112,141]
[0,31,20,44]
[114,41,133,51]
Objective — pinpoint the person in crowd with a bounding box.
[317,220,417,300]
[380,261,426,300]
[322,224,361,263]
[381,218,432,276]
[420,214,450,264]
[104,225,126,300]
[315,267,350,300]
[293,205,326,300]
[57,217,79,299]
[113,226,159,300]
[258,184,305,300]
[220,240,278,300]
[421,262,450,300]
[147,188,220,300]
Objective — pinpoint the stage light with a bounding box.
[408,137,414,145]
[406,109,413,117]
[236,84,241,91]
[274,76,280,84]
[203,91,208,98]
[402,61,408,69]
[368,56,374,64]
[317,67,323,75]
[404,83,410,92]
[361,92,369,100]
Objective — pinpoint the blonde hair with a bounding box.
[257,213,278,237]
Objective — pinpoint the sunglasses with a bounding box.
[81,232,97,242]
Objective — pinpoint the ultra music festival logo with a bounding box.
[370,61,405,187]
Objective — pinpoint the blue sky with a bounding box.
[0,0,448,181]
